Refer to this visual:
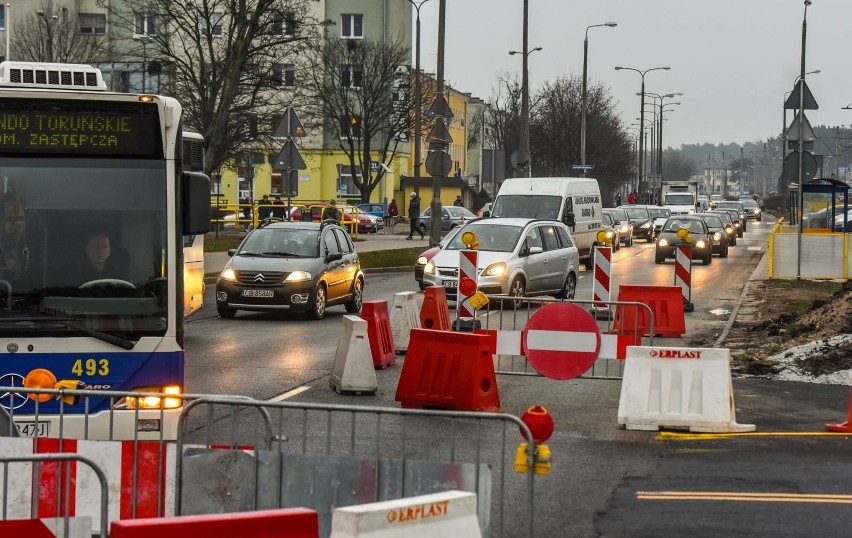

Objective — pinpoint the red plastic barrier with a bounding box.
[419,286,452,331]
[110,508,319,538]
[0,521,56,537]
[613,285,685,338]
[395,328,501,412]
[360,300,396,369]
[826,387,851,433]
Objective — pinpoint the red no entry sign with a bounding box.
[522,303,601,380]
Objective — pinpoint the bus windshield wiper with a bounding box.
[22,316,135,350]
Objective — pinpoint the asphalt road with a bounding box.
[183,218,852,537]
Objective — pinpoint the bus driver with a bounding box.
[73,231,129,285]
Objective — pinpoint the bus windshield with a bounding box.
[491,195,562,219]
[0,157,168,339]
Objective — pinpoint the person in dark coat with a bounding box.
[454,195,464,207]
[406,192,423,240]
[272,196,286,219]
[258,194,272,220]
[72,232,128,286]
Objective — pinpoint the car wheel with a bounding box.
[217,304,236,319]
[345,278,364,313]
[627,234,633,247]
[583,254,593,270]
[757,216,762,222]
[705,250,712,265]
[418,281,427,291]
[655,252,664,264]
[308,284,327,320]
[509,277,526,309]
[721,243,729,258]
[556,272,577,300]
[738,229,743,238]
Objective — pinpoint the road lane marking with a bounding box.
[747,246,763,250]
[657,431,851,440]
[266,385,311,402]
[637,491,852,504]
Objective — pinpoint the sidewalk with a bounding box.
[203,223,430,274]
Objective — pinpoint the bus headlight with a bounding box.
[220,268,237,282]
[122,386,182,410]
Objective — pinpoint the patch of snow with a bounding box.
[765,334,852,385]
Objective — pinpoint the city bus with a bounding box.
[0,61,210,439]
[182,132,205,317]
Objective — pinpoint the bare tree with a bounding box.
[483,73,522,177]
[297,36,412,203]
[12,1,107,63]
[106,0,319,174]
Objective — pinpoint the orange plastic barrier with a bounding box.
[826,387,851,433]
[110,508,319,538]
[613,285,685,338]
[395,329,500,412]
[360,300,396,369]
[420,286,452,331]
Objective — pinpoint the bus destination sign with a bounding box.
[0,99,161,157]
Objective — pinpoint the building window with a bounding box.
[0,5,7,30]
[134,13,156,36]
[274,12,296,37]
[199,12,224,37]
[79,13,106,35]
[341,14,363,39]
[340,115,362,140]
[272,63,295,88]
[341,66,362,89]
[337,165,362,196]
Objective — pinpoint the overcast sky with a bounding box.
[415,0,852,150]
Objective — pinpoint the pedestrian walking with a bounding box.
[615,192,622,206]
[454,195,464,207]
[627,191,637,205]
[406,192,423,240]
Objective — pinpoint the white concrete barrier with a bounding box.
[389,291,421,354]
[330,315,378,395]
[330,490,481,538]
[617,346,755,433]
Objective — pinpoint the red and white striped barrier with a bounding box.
[458,250,478,318]
[674,244,694,312]
[481,329,627,360]
[591,246,612,320]
[0,438,176,534]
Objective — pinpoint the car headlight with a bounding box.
[658,238,668,247]
[483,262,506,277]
[713,232,722,241]
[725,226,734,234]
[696,240,707,249]
[620,225,629,233]
[417,256,428,265]
[607,231,614,239]
[735,222,741,228]
[641,222,651,229]
[424,261,435,274]
[756,210,761,215]
[220,268,237,282]
[286,271,312,282]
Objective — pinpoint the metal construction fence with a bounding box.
[476,295,656,380]
[0,388,541,537]
[769,223,852,279]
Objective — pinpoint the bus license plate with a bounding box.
[15,422,49,437]
[442,280,458,288]
[242,289,273,298]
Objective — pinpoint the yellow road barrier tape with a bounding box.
[637,491,852,504]
[657,431,851,441]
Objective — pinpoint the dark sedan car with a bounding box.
[620,205,656,242]
[655,216,715,265]
[713,208,744,238]
[715,201,747,232]
[603,207,633,247]
[697,212,729,258]
[710,210,738,246]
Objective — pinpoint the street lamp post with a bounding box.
[797,0,812,279]
[509,43,543,177]
[657,101,680,179]
[580,22,617,174]
[36,8,59,63]
[5,3,10,62]
[406,0,431,195]
[615,66,670,197]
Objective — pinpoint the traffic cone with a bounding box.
[826,387,851,433]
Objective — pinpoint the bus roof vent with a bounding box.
[0,61,107,91]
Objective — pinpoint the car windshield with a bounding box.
[710,195,724,201]
[491,195,562,219]
[446,224,523,252]
[238,228,319,257]
[647,207,670,219]
[714,212,733,225]
[602,213,614,226]
[741,200,759,208]
[664,220,703,233]
[624,207,650,219]
[717,202,743,210]
[701,215,723,228]
[604,209,627,222]
[447,207,476,218]
[664,193,695,205]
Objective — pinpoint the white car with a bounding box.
[422,218,580,300]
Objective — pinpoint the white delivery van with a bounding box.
[490,177,603,268]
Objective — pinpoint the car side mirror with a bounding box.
[564,212,576,228]
[326,252,343,263]
[482,211,491,218]
[227,249,236,257]
[528,246,543,255]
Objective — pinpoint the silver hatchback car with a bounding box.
[422,218,580,299]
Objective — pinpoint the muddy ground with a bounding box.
[689,279,852,377]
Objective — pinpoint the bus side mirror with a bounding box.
[182,172,211,235]
[564,212,576,228]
